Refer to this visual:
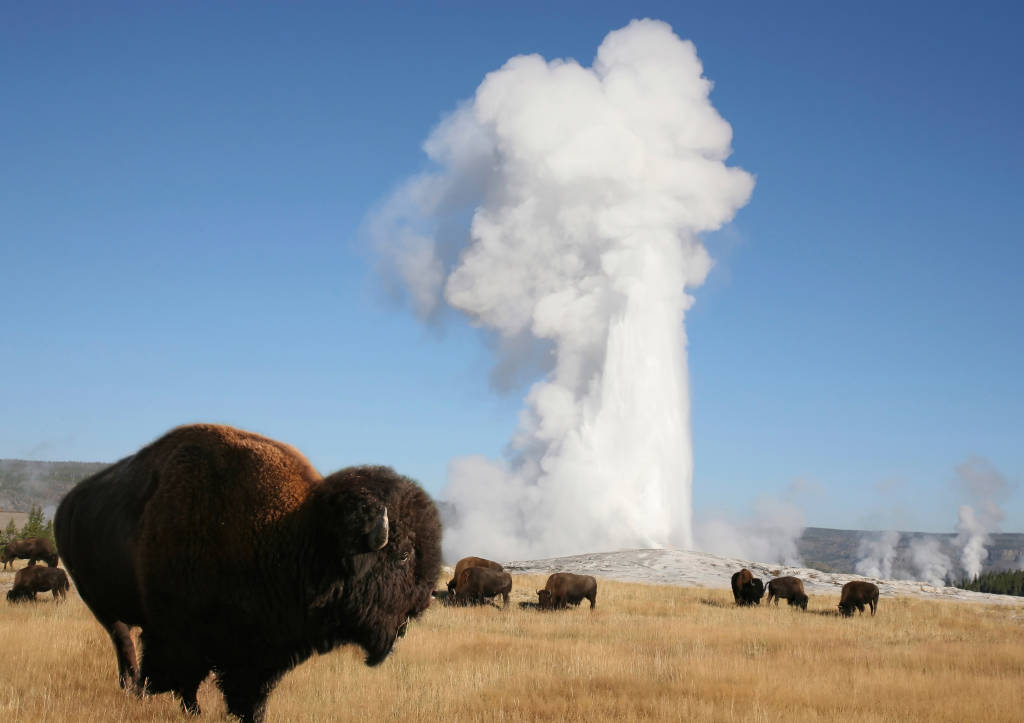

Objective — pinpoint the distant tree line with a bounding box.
[0,505,56,549]
[953,570,1024,597]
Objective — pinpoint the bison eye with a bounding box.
[399,550,411,563]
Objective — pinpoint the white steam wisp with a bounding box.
[855,530,902,580]
[372,19,753,560]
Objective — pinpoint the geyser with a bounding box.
[372,19,753,560]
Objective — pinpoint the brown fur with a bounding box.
[2,537,59,569]
[766,576,808,610]
[537,572,597,610]
[453,566,512,607]
[55,424,442,723]
[839,580,879,617]
[730,568,765,606]
[447,556,504,594]
[6,565,69,602]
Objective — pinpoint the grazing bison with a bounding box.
[453,566,512,607]
[536,572,597,610]
[7,565,69,603]
[838,581,879,617]
[447,556,504,594]
[1,537,59,569]
[55,424,442,723]
[766,576,808,610]
[731,568,766,606]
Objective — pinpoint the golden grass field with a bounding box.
[0,563,1022,722]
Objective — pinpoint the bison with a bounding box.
[55,424,442,723]
[766,576,808,610]
[447,556,504,594]
[453,566,512,607]
[536,572,597,610]
[1,537,59,569]
[731,568,766,606]
[7,565,69,603]
[838,580,879,617]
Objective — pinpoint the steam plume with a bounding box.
[909,536,952,587]
[372,19,753,559]
[855,530,901,579]
[953,456,1010,579]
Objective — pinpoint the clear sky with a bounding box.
[2,1,1021,535]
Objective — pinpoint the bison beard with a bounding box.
[54,424,442,723]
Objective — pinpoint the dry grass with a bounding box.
[0,564,1022,722]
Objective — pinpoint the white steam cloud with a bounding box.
[953,456,1010,579]
[372,19,753,560]
[694,496,806,566]
[855,530,901,580]
[908,537,952,587]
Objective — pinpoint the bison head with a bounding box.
[790,593,809,610]
[536,589,553,609]
[746,579,765,604]
[6,588,35,603]
[312,466,442,667]
[837,602,853,617]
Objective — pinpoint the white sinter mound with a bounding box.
[503,548,1024,606]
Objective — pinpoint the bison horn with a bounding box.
[367,507,389,550]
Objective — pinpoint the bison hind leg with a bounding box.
[105,621,140,691]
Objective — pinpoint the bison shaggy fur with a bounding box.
[537,572,597,610]
[54,424,442,723]
[838,580,879,617]
[454,566,512,607]
[766,576,808,610]
[6,565,69,603]
[731,569,765,606]
[2,537,59,569]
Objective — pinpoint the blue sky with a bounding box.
[2,1,1021,534]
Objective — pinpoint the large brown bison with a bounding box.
[766,576,808,610]
[731,568,765,606]
[447,556,504,594]
[838,581,879,617]
[536,572,597,610]
[7,565,69,603]
[453,566,512,607]
[1,537,59,569]
[55,424,442,723]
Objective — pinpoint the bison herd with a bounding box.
[731,567,879,617]
[443,557,598,611]
[2,424,888,722]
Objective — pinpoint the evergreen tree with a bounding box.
[1,519,18,547]
[19,505,56,547]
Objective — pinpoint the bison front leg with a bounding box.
[217,666,282,723]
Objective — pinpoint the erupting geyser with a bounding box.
[372,19,754,560]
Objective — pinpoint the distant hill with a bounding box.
[2,464,1020,577]
[0,459,109,512]
[797,526,1024,577]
